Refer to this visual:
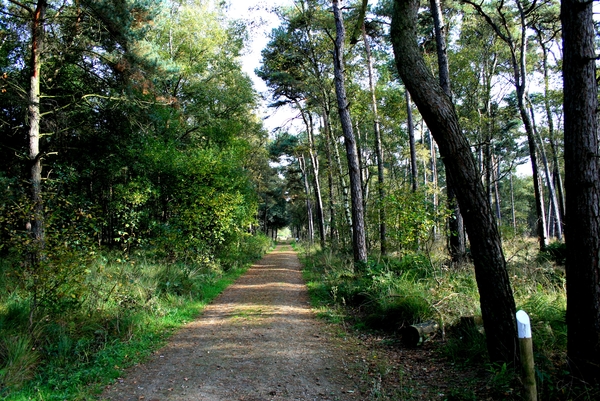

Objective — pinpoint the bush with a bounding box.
[540,241,566,265]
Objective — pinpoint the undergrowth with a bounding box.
[0,234,272,400]
[301,237,599,401]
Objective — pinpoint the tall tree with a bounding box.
[561,0,600,379]
[332,0,367,263]
[362,22,386,255]
[24,0,46,264]
[429,0,466,263]
[463,0,553,251]
[391,0,517,364]
[532,18,565,236]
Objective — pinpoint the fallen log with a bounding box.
[401,320,439,347]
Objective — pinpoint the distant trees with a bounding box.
[256,0,577,367]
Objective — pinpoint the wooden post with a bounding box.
[517,310,537,401]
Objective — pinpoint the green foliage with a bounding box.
[485,362,517,398]
[384,186,449,252]
[303,250,439,332]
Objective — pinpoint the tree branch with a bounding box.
[7,0,33,14]
[462,0,511,45]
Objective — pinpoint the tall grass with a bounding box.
[0,233,272,400]
[301,238,598,400]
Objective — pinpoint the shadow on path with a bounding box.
[99,245,359,401]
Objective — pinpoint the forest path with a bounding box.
[99,244,361,401]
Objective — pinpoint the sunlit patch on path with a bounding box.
[99,245,359,401]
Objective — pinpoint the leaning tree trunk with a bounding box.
[562,0,600,380]
[332,0,367,263]
[392,0,517,365]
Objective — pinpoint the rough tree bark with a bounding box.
[561,0,600,379]
[332,0,367,263]
[391,0,517,364]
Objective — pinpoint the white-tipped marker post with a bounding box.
[517,310,537,401]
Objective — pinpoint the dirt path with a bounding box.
[99,245,360,401]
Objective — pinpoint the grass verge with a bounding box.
[300,239,599,401]
[0,235,272,400]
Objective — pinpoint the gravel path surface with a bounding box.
[99,245,360,401]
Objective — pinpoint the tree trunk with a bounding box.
[406,91,418,192]
[27,1,47,266]
[391,0,517,364]
[510,172,517,234]
[562,0,600,379]
[494,156,502,223]
[322,111,338,243]
[528,99,562,240]
[515,1,547,250]
[429,130,438,235]
[298,105,326,248]
[363,24,387,255]
[535,26,566,230]
[356,122,370,214]
[430,0,466,260]
[298,154,314,245]
[332,0,367,263]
